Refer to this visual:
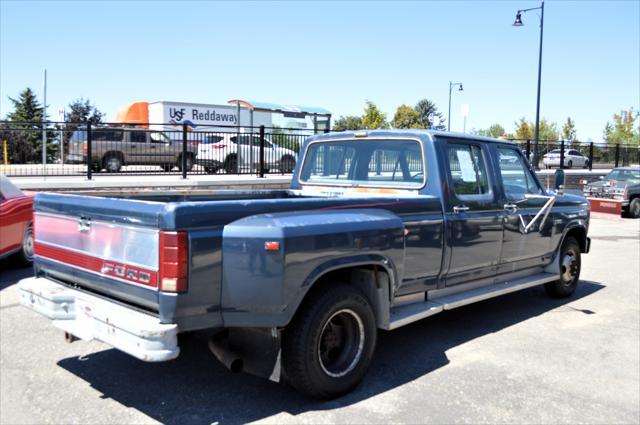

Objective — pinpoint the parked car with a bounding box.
[583,167,640,218]
[19,130,590,399]
[196,133,297,174]
[66,127,198,173]
[0,175,34,265]
[543,149,589,169]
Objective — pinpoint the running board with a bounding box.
[387,273,558,330]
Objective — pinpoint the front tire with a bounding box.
[103,155,122,173]
[628,198,640,219]
[279,155,296,173]
[567,160,573,169]
[545,237,581,298]
[282,284,377,399]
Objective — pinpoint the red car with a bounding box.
[0,175,34,266]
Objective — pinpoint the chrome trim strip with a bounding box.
[34,240,159,271]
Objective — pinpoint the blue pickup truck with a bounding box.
[19,130,590,398]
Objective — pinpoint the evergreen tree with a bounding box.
[415,99,445,130]
[5,88,55,162]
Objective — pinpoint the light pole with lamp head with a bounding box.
[448,81,463,131]
[513,0,544,170]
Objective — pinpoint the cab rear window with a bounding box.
[299,139,425,188]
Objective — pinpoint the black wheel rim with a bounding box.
[317,309,365,378]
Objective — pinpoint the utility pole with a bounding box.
[42,69,47,176]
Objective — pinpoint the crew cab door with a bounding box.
[495,145,552,271]
[442,140,503,286]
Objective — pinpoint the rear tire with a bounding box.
[282,284,377,399]
[545,237,581,298]
[224,155,238,174]
[161,164,173,172]
[103,154,122,173]
[12,224,34,266]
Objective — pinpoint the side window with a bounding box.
[497,146,541,199]
[130,132,146,143]
[447,144,489,196]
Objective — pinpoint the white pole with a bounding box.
[59,108,65,165]
[42,69,47,176]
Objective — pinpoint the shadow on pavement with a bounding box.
[0,262,32,290]
[56,280,604,425]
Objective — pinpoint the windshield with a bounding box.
[150,132,170,143]
[0,174,25,199]
[606,169,640,183]
[299,139,425,188]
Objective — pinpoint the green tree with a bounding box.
[361,101,389,129]
[415,99,445,130]
[5,88,56,162]
[561,116,579,148]
[62,98,105,150]
[603,108,639,146]
[65,98,104,126]
[332,115,363,131]
[391,104,421,129]
[514,117,559,141]
[473,124,506,138]
[269,124,300,153]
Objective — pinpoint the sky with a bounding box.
[1,0,638,141]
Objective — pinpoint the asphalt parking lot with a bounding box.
[1,215,638,425]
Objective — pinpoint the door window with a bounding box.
[130,132,146,143]
[497,146,541,200]
[446,144,489,196]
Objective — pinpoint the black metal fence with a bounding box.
[507,138,640,171]
[0,121,314,178]
[1,121,638,178]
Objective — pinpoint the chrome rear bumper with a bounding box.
[19,276,179,362]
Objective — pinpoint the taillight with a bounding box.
[83,142,87,154]
[159,231,188,292]
[210,144,226,150]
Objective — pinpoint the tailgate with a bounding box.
[33,193,166,312]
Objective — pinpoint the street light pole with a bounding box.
[514,0,544,169]
[448,81,463,132]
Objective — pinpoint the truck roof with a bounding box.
[310,129,515,144]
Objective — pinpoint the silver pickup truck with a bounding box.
[66,127,198,172]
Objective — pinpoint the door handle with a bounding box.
[504,203,518,212]
[130,145,136,149]
[453,205,469,214]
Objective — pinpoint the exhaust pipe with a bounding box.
[208,334,243,373]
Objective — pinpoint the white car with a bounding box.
[195,134,298,174]
[543,149,589,169]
